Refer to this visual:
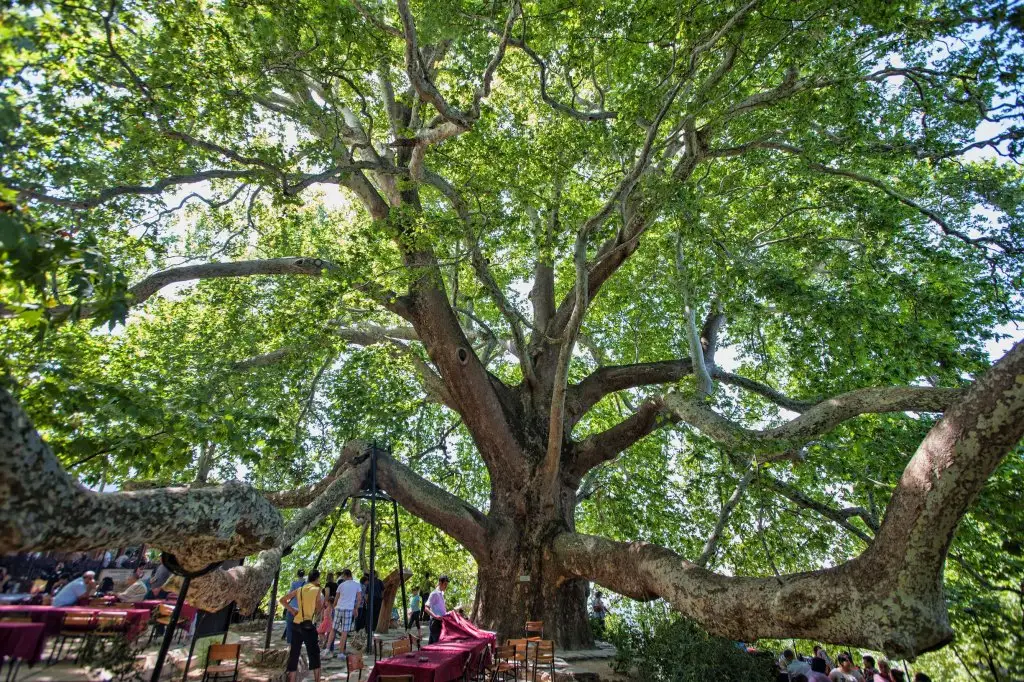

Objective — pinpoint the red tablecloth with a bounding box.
[369,637,490,682]
[439,612,496,646]
[0,606,151,640]
[0,622,47,664]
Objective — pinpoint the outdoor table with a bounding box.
[368,638,489,682]
[0,605,151,639]
[0,622,47,666]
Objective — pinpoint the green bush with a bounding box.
[606,607,776,682]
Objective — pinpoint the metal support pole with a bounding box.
[312,512,339,573]
[366,444,378,654]
[151,575,191,682]
[393,498,409,630]
[264,570,279,650]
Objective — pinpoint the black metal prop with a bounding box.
[366,443,378,653]
[150,553,222,682]
[393,498,409,630]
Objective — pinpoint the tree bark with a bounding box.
[0,387,282,572]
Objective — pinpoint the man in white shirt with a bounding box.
[783,649,812,680]
[424,575,449,644]
[52,571,95,607]
[332,569,363,655]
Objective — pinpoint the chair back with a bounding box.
[156,603,174,619]
[525,620,544,639]
[89,598,110,606]
[534,639,555,664]
[378,676,414,682]
[0,615,32,622]
[96,612,128,632]
[506,638,530,662]
[207,643,240,664]
[407,632,421,650]
[61,612,96,631]
[346,652,365,671]
[390,638,411,656]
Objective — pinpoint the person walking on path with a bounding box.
[281,569,324,682]
[424,575,449,644]
[330,569,363,657]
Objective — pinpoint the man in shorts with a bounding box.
[333,568,363,655]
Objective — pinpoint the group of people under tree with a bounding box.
[780,646,932,682]
[278,568,450,682]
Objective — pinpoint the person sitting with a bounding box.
[117,572,151,603]
[95,576,115,595]
[52,571,96,607]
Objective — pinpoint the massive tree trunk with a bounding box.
[473,476,593,649]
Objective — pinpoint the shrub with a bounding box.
[606,607,775,682]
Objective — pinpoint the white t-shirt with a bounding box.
[788,660,812,678]
[336,579,362,611]
[830,670,858,682]
[427,589,447,618]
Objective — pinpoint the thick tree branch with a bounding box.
[375,452,490,558]
[662,386,964,457]
[0,386,283,573]
[556,340,1024,657]
[7,170,253,210]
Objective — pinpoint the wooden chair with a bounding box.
[50,612,96,662]
[407,632,421,651]
[505,639,530,680]
[530,640,555,682]
[524,621,544,641]
[0,615,31,622]
[91,612,128,641]
[201,643,241,682]
[149,603,190,645]
[88,598,110,607]
[478,644,517,682]
[345,652,365,682]
[390,637,411,656]
[378,676,414,682]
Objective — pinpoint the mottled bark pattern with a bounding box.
[0,387,282,572]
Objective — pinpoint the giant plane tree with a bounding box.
[1,0,1023,658]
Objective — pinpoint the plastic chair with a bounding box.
[345,652,365,682]
[201,642,241,682]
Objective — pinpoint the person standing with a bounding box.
[281,569,324,682]
[424,575,449,644]
[52,571,95,607]
[408,590,423,633]
[324,573,338,607]
[283,569,306,644]
[592,591,608,633]
[331,569,363,656]
[830,653,860,682]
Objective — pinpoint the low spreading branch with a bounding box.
[554,339,1024,658]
